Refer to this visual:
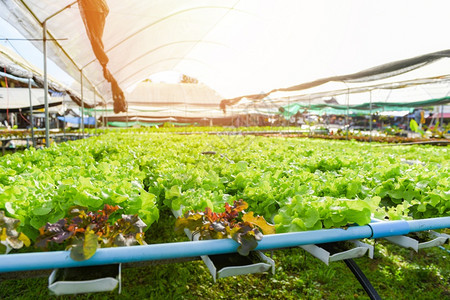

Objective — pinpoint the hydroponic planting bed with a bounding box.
[0,131,448,297]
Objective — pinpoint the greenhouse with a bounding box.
[0,1,449,299]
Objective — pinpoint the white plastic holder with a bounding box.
[384,231,449,252]
[172,207,275,282]
[201,249,275,282]
[48,263,121,296]
[300,240,374,265]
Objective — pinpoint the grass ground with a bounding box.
[1,209,448,300]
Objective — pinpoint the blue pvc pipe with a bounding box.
[1,217,449,273]
[369,220,410,239]
[256,225,373,251]
[407,217,450,232]
[0,226,372,273]
[0,239,238,273]
[369,217,450,237]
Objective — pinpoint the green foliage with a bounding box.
[409,119,425,136]
[0,139,159,242]
[0,131,448,251]
[175,200,275,256]
[274,196,380,233]
[36,205,147,261]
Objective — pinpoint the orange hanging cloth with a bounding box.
[420,110,425,124]
[77,0,127,113]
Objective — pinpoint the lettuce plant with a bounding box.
[175,200,275,256]
[36,204,147,261]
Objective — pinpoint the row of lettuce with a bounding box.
[1,132,449,255]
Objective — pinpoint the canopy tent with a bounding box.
[226,51,450,115]
[0,87,61,112]
[93,80,225,124]
[1,1,450,118]
[0,43,95,108]
[125,80,223,117]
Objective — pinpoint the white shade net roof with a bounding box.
[119,80,224,119]
[0,44,92,110]
[267,58,450,106]
[0,87,62,111]
[1,0,450,116]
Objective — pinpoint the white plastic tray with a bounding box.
[300,240,374,265]
[202,250,275,282]
[48,264,121,296]
[384,231,449,252]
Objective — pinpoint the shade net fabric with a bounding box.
[1,0,450,119]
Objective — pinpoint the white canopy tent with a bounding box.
[0,43,92,107]
[268,58,450,105]
[0,87,60,111]
[0,1,449,115]
[104,80,225,123]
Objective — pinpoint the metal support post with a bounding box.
[106,101,109,128]
[103,101,106,128]
[80,71,84,138]
[38,1,78,145]
[346,89,349,140]
[369,90,373,142]
[28,78,35,147]
[43,22,50,147]
[94,90,97,135]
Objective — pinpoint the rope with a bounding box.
[19,109,31,125]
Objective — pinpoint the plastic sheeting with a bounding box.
[0,87,61,112]
[121,80,223,117]
[279,97,450,118]
[2,1,450,116]
[0,44,95,108]
[228,57,450,115]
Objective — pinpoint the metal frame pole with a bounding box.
[80,70,84,138]
[62,94,66,141]
[43,21,50,147]
[63,107,66,141]
[369,89,373,142]
[106,101,109,129]
[346,88,349,140]
[94,90,97,135]
[28,78,35,147]
[308,97,311,136]
[103,101,106,129]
